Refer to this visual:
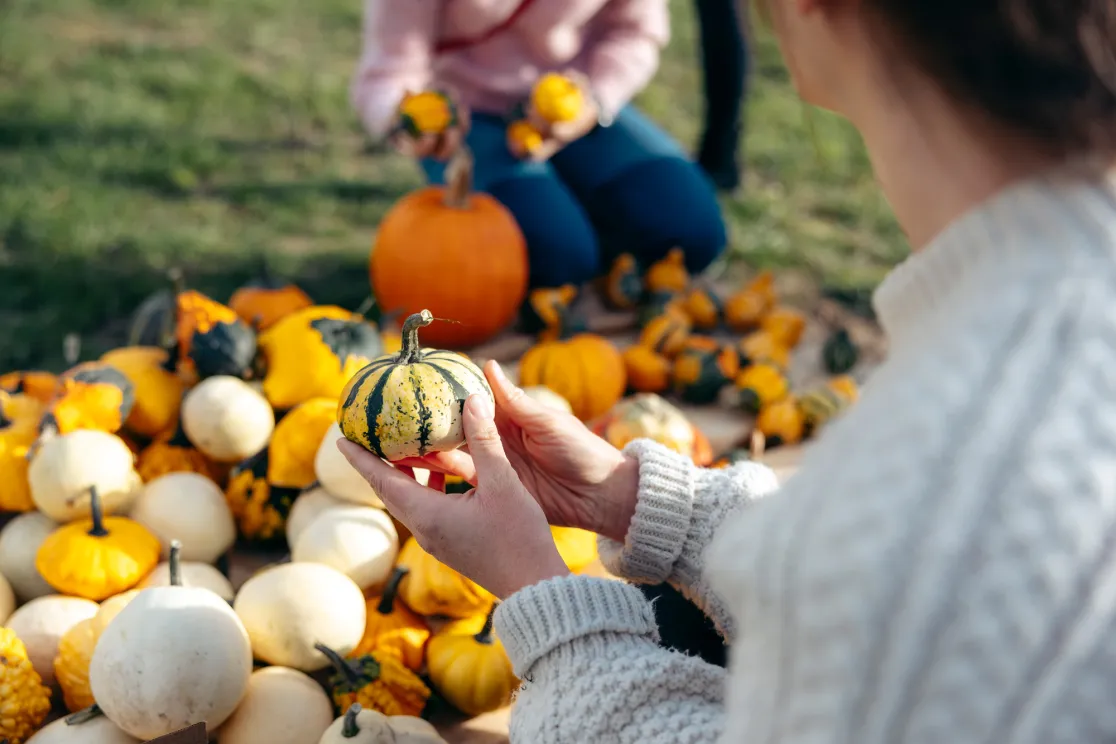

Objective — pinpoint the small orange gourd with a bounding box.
[734,363,790,414]
[228,262,314,331]
[644,249,690,294]
[350,567,431,672]
[506,119,545,158]
[518,334,626,421]
[518,285,586,342]
[760,307,808,349]
[602,254,644,310]
[530,73,585,124]
[639,310,691,358]
[754,397,805,448]
[724,271,777,331]
[679,284,723,330]
[621,345,672,393]
[737,329,791,369]
[671,336,740,404]
[398,90,458,136]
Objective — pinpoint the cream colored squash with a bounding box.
[138,559,234,601]
[318,704,446,744]
[291,506,399,591]
[521,385,574,414]
[25,711,140,743]
[285,486,346,546]
[181,376,275,463]
[233,562,366,671]
[313,422,384,507]
[216,666,334,744]
[28,430,140,522]
[5,594,99,685]
[89,542,253,739]
[0,510,57,602]
[0,570,14,624]
[129,471,236,563]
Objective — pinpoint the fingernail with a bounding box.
[469,393,494,419]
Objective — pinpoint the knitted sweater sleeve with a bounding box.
[597,439,781,640]
[493,575,726,743]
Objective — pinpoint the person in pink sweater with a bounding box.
[352,0,727,289]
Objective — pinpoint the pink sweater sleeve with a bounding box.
[581,0,671,119]
[350,0,440,139]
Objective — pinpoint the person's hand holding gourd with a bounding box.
[508,70,602,162]
[389,88,471,161]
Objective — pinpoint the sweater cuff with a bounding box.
[494,575,658,678]
[597,439,696,584]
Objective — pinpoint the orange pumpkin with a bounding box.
[737,330,791,369]
[228,263,314,331]
[760,307,807,349]
[621,346,671,393]
[755,397,804,448]
[724,271,777,331]
[173,287,259,382]
[679,285,723,330]
[644,249,690,294]
[351,567,430,672]
[0,371,57,404]
[518,334,625,421]
[371,146,529,348]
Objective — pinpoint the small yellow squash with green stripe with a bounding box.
[338,309,493,461]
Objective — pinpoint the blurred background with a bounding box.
[0,0,906,370]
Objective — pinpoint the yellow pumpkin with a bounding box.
[621,345,672,394]
[550,526,598,573]
[506,119,545,158]
[35,485,162,601]
[0,627,52,744]
[0,391,44,512]
[602,253,644,310]
[759,307,807,349]
[53,617,98,711]
[351,567,431,672]
[316,644,431,718]
[737,329,791,369]
[518,334,626,422]
[724,270,777,331]
[734,363,790,414]
[338,310,493,461]
[268,397,337,488]
[395,538,495,619]
[644,248,690,294]
[671,336,741,404]
[0,371,57,404]
[638,311,691,358]
[135,420,219,483]
[530,72,584,124]
[755,397,805,448]
[38,361,136,441]
[426,607,517,716]
[224,446,309,543]
[99,346,186,438]
[398,89,457,135]
[257,304,384,411]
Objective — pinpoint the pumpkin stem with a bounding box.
[168,266,187,295]
[168,540,183,586]
[474,603,497,645]
[376,566,408,615]
[65,704,105,725]
[398,310,433,364]
[341,703,362,738]
[62,333,81,366]
[86,485,109,538]
[314,643,363,686]
[352,295,376,320]
[443,145,474,209]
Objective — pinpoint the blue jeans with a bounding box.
[422,107,727,288]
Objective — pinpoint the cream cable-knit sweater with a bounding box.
[493,172,1116,743]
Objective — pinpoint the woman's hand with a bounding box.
[527,70,601,145]
[388,90,471,161]
[337,395,570,599]
[393,360,641,543]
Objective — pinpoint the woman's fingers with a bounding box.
[392,450,479,485]
[462,394,517,489]
[485,360,556,428]
[336,439,438,527]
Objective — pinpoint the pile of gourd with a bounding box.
[516,248,864,455]
[0,273,600,744]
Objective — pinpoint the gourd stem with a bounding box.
[87,485,109,538]
[398,310,433,364]
[443,145,474,209]
[474,603,497,645]
[314,643,362,686]
[65,703,104,725]
[168,267,186,295]
[341,703,362,738]
[377,566,408,615]
[168,540,183,586]
[352,296,376,320]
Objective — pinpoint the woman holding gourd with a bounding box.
[342,0,1116,740]
[352,0,726,289]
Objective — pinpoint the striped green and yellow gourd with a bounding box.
[337,309,493,461]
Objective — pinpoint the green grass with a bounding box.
[0,0,906,370]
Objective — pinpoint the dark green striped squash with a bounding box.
[338,309,493,461]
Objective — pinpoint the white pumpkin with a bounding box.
[285,486,346,546]
[28,430,140,522]
[129,471,236,563]
[318,704,446,744]
[0,511,57,602]
[313,423,384,507]
[233,562,365,671]
[25,711,140,743]
[0,570,14,624]
[5,594,99,685]
[138,559,235,601]
[291,506,399,591]
[181,376,275,463]
[90,541,253,739]
[216,666,333,744]
[521,385,574,414]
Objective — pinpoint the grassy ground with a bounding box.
[0,0,906,370]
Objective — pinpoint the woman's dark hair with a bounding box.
[869,0,1116,155]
